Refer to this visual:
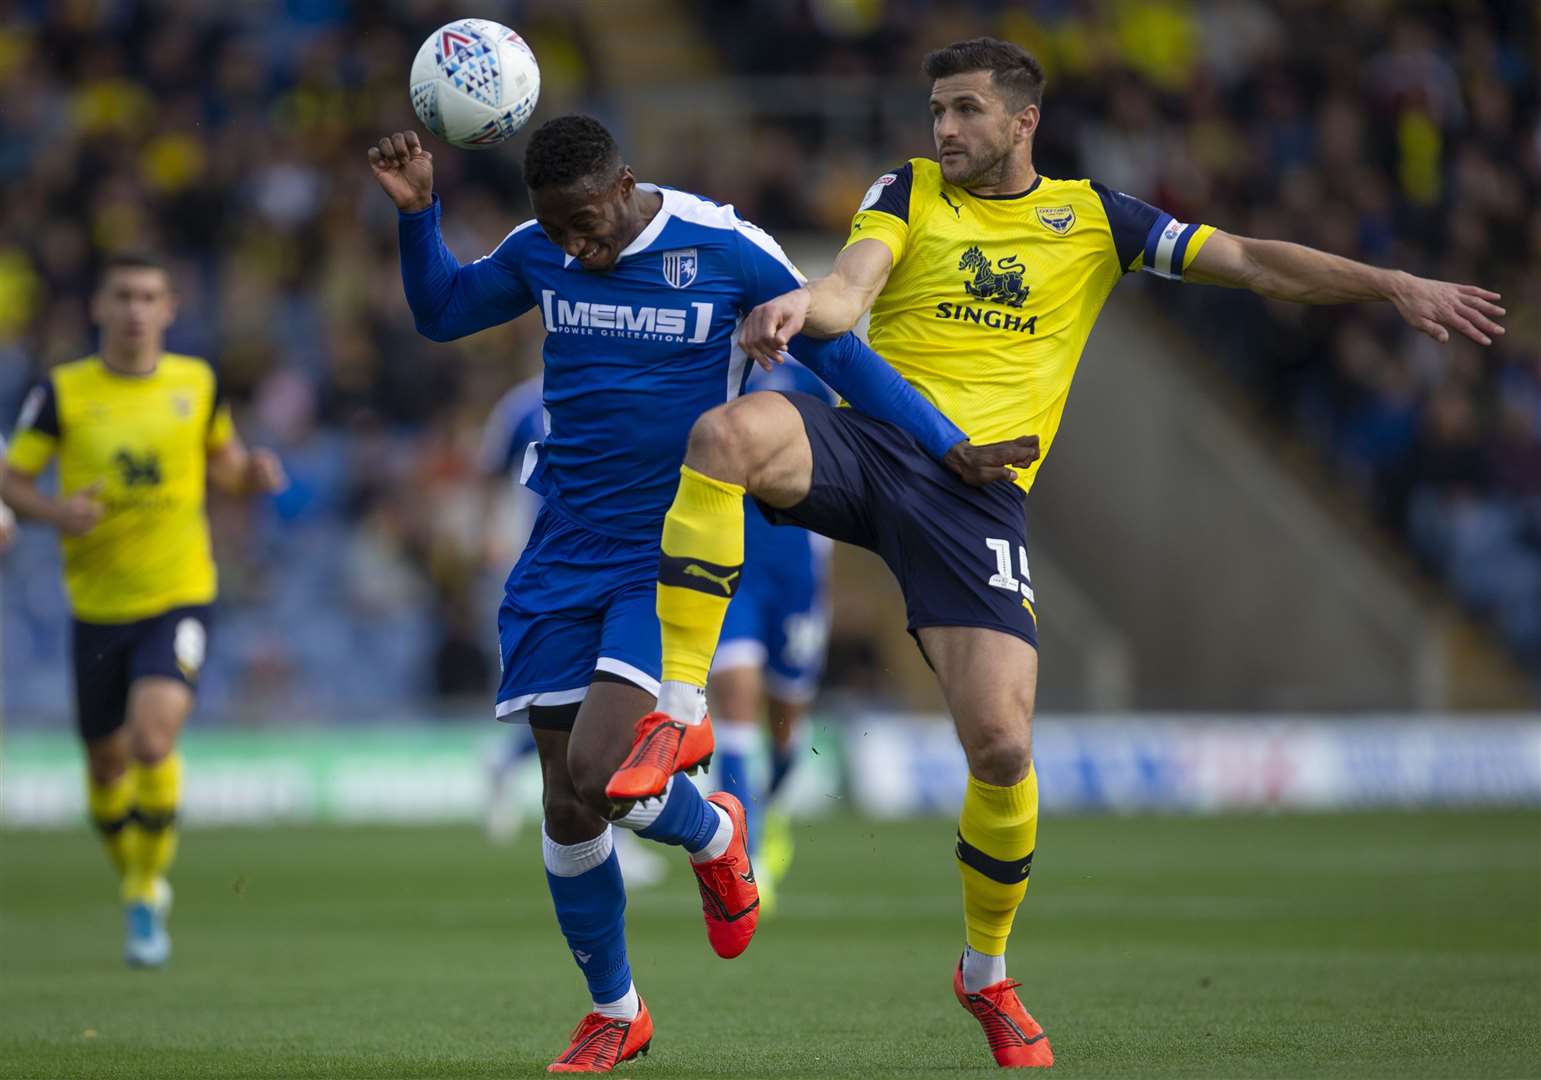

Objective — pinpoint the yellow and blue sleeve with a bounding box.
[1090,180,1214,279]
[844,162,913,264]
[6,380,59,474]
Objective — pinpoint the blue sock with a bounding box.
[768,742,796,800]
[715,724,757,854]
[633,776,719,853]
[543,827,631,1004]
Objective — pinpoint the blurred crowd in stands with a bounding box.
[1,0,1535,722]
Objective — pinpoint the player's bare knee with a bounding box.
[962,725,1033,787]
[567,756,619,819]
[130,726,176,765]
[684,405,753,482]
[85,741,130,786]
[542,787,597,839]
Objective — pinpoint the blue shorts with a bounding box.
[712,510,831,704]
[71,604,212,741]
[759,392,1037,650]
[494,508,661,726]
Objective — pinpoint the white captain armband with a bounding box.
[1142,215,1203,280]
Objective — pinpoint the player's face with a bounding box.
[532,170,635,272]
[92,268,176,346]
[930,72,1024,188]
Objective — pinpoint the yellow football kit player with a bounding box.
[629,36,1503,1070]
[6,354,228,964]
[3,254,284,968]
[848,156,1214,493]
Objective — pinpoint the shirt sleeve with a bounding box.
[6,379,60,474]
[1090,181,1215,279]
[206,365,234,452]
[398,194,537,341]
[842,163,913,265]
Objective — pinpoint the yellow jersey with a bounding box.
[6,354,234,623]
[846,158,1214,492]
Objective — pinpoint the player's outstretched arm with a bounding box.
[370,130,534,341]
[1187,231,1505,346]
[739,239,895,368]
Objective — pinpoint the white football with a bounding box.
[410,19,540,149]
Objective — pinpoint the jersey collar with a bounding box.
[963,175,1043,201]
[561,183,673,268]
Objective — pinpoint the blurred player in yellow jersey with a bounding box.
[613,36,1506,1069]
[1,253,285,968]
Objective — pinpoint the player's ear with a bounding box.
[1015,103,1039,146]
[616,165,635,198]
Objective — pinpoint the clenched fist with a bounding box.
[369,130,435,214]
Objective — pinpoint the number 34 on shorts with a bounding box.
[985,537,1035,612]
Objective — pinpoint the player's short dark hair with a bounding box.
[523,114,623,191]
[98,252,170,285]
[923,37,1045,112]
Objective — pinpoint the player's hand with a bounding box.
[0,502,15,554]
[1389,273,1505,346]
[739,288,811,371]
[944,435,1040,487]
[55,481,105,537]
[368,131,435,214]
[246,448,288,495]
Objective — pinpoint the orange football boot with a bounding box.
[953,958,1054,1068]
[690,792,760,958]
[604,711,715,810]
[547,998,653,1073]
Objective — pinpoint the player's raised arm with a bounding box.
[1186,230,1506,347]
[370,129,535,341]
[739,238,895,367]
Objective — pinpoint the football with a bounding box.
[409,19,540,149]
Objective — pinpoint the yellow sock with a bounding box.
[128,754,182,904]
[656,465,745,687]
[87,770,140,886]
[956,764,1038,956]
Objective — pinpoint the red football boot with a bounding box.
[547,998,653,1073]
[690,792,760,958]
[953,958,1054,1068]
[604,711,715,809]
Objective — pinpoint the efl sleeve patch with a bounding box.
[856,163,913,221]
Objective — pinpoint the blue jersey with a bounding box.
[398,187,965,543]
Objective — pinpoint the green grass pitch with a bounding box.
[2,811,1537,1078]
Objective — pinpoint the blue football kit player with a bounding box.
[369,116,1030,1071]
[708,360,833,911]
[476,377,669,886]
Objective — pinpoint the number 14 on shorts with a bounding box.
[986,537,1035,604]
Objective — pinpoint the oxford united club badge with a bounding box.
[1036,205,1076,234]
[661,248,698,288]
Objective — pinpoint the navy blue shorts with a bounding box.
[759,392,1037,650]
[71,604,212,742]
